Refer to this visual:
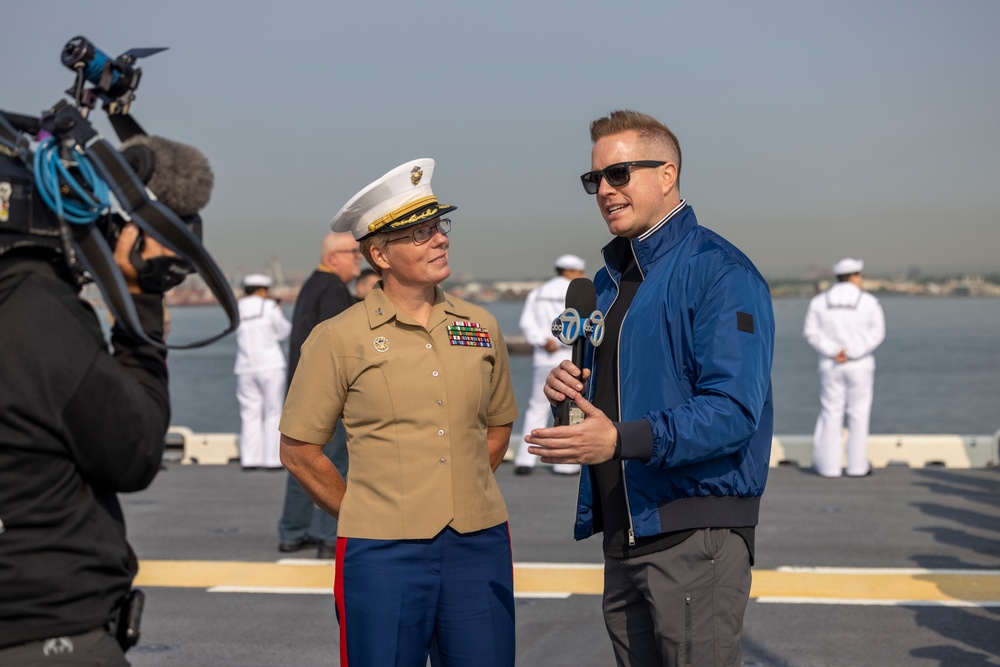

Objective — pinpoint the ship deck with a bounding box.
[123,461,1000,666]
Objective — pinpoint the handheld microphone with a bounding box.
[553,277,597,427]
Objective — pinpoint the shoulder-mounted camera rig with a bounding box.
[0,36,238,349]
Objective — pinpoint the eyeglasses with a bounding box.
[580,161,666,195]
[388,218,452,245]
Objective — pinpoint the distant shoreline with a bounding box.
[162,290,1000,308]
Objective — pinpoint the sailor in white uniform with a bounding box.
[803,258,886,477]
[234,274,292,470]
[513,254,587,475]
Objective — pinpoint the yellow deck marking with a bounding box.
[751,569,1000,603]
[137,560,336,590]
[135,561,1000,605]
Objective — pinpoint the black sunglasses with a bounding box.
[580,161,666,195]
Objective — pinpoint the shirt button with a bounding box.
[426,343,433,349]
[432,371,439,377]
[439,458,447,465]
[437,429,445,436]
[436,400,443,406]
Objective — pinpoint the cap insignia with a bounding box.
[410,166,423,186]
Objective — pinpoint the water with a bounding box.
[163,296,1000,437]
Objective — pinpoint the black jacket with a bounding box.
[288,269,354,383]
[0,254,169,648]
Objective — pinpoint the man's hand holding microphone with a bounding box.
[524,278,619,466]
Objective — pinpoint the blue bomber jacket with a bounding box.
[574,202,775,542]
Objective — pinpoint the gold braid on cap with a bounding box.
[388,204,452,229]
[367,195,439,233]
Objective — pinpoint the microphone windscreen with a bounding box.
[120,135,214,217]
[565,277,596,315]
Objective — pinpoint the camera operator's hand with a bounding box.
[113,223,176,295]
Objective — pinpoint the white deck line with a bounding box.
[209,586,331,595]
[208,585,572,599]
[776,566,1000,575]
[274,559,605,569]
[756,597,1000,607]
[514,562,603,570]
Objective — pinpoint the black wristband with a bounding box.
[612,431,623,460]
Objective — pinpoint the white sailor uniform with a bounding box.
[234,294,292,468]
[803,281,885,476]
[513,274,580,473]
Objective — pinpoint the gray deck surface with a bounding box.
[122,462,1000,666]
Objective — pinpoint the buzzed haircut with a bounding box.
[590,109,682,182]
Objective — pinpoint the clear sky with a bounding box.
[3,1,998,281]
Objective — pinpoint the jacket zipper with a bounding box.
[622,456,635,545]
[616,243,643,548]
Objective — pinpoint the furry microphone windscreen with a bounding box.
[120,135,214,217]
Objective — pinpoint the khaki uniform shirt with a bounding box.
[280,286,519,540]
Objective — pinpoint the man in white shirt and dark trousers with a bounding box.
[513,254,587,475]
[803,258,886,477]
[234,273,292,470]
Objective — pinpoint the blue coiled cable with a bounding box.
[33,137,110,225]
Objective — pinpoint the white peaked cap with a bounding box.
[330,158,456,241]
[242,273,272,288]
[554,254,586,271]
[832,258,864,276]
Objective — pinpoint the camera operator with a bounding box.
[0,216,174,665]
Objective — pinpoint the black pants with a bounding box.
[0,629,128,666]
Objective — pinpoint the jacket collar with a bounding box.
[0,252,73,285]
[363,285,472,330]
[601,200,694,280]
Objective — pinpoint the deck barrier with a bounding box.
[165,427,1000,469]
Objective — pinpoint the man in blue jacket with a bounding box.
[525,109,775,667]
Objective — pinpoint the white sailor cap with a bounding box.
[330,158,457,241]
[832,258,864,276]
[242,273,273,288]
[554,254,586,271]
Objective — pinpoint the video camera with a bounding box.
[0,36,238,348]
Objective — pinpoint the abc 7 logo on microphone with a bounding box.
[551,309,605,346]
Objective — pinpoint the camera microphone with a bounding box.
[116,135,214,295]
[120,135,213,217]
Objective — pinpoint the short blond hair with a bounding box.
[590,110,682,183]
[360,234,390,275]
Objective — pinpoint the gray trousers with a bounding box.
[277,420,348,544]
[602,528,751,667]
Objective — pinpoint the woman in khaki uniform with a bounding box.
[279,159,518,667]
